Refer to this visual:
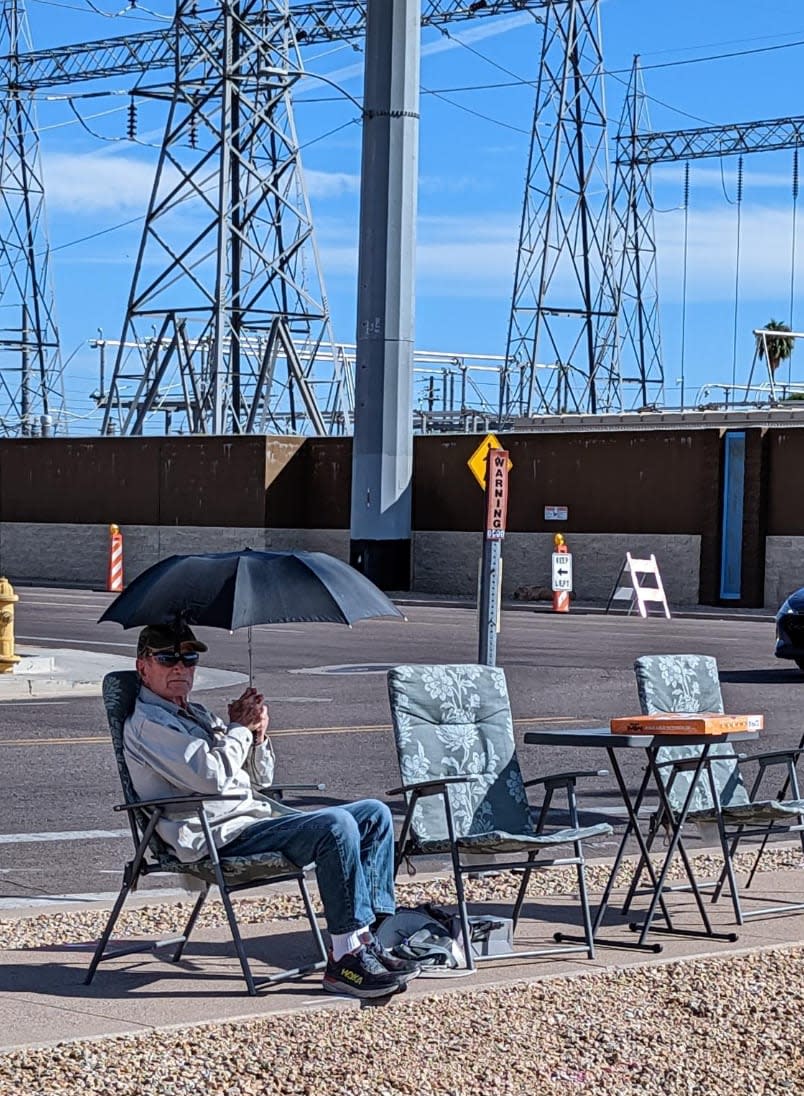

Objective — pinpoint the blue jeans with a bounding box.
[218,799,396,935]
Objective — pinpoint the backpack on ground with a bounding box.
[376,906,464,969]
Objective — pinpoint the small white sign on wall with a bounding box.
[544,505,568,521]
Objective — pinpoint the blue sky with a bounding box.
[13,0,804,428]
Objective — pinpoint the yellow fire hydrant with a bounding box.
[0,577,20,672]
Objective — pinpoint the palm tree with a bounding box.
[756,319,795,373]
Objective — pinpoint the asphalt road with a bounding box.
[1,586,801,904]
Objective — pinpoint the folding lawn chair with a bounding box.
[85,670,327,995]
[386,663,612,969]
[631,654,804,924]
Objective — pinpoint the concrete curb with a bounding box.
[0,647,247,700]
[389,593,776,623]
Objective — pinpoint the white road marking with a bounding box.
[18,630,310,644]
[0,829,128,845]
[18,592,110,602]
[271,697,332,704]
[245,627,309,634]
[1,701,70,706]
[17,635,136,648]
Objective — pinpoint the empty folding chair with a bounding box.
[633,654,804,924]
[386,663,612,969]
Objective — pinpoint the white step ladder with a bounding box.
[605,552,671,618]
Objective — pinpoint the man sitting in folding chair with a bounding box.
[122,624,419,998]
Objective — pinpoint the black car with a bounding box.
[774,587,804,671]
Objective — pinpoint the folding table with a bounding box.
[523,726,760,951]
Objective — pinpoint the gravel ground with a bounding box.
[0,848,802,1096]
[0,947,802,1095]
[0,847,801,950]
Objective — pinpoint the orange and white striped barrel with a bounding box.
[552,589,570,613]
[107,524,124,593]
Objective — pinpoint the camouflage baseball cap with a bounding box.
[136,623,208,656]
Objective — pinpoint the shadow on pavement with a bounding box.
[719,668,804,684]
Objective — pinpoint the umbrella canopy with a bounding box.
[98,548,405,631]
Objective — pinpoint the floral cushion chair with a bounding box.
[386,663,612,969]
[85,670,327,995]
[634,654,804,924]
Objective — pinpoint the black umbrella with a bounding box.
[100,548,405,630]
[99,548,405,678]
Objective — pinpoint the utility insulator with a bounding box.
[127,99,137,141]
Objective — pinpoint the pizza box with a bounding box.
[610,713,764,736]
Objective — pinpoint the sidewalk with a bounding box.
[0,863,802,1054]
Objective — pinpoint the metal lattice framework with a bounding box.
[0,0,63,436]
[9,1,548,88]
[504,0,619,417]
[614,110,804,410]
[3,0,803,435]
[611,56,663,410]
[619,114,804,166]
[100,0,346,437]
[1,0,555,435]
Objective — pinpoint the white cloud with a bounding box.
[41,149,359,212]
[654,204,804,302]
[320,211,518,296]
[43,152,158,213]
[305,168,360,197]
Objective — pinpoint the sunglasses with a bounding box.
[148,650,200,667]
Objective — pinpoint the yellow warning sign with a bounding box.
[467,433,513,490]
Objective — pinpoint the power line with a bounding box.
[607,71,713,127]
[422,84,530,135]
[637,27,804,60]
[298,116,360,151]
[436,24,533,85]
[30,0,167,20]
[49,214,144,254]
[608,37,804,76]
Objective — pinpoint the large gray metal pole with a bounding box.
[349,0,420,590]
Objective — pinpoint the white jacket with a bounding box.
[124,685,293,863]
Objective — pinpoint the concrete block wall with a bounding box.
[6,521,803,610]
[413,532,701,605]
[0,524,350,589]
[764,537,804,608]
[0,523,701,605]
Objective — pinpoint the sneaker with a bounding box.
[364,937,421,981]
[322,946,407,1000]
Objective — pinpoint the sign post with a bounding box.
[478,447,510,665]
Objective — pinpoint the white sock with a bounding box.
[330,927,370,960]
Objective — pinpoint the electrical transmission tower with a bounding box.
[615,110,804,404]
[610,56,663,410]
[101,0,344,437]
[505,0,619,418]
[0,0,64,436]
[5,0,603,436]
